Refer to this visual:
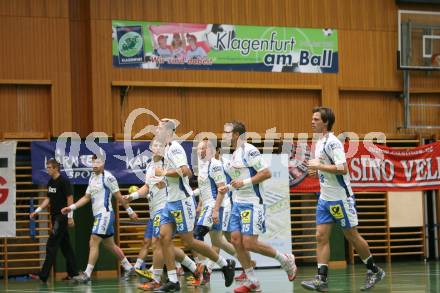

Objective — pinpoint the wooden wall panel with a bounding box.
[0,0,72,136]
[0,0,68,18]
[113,87,320,135]
[91,0,398,30]
[339,91,403,134]
[339,30,402,90]
[410,94,440,127]
[0,85,51,133]
[69,0,92,136]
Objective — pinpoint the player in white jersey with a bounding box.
[61,154,138,284]
[153,119,236,292]
[123,140,202,291]
[301,107,385,292]
[218,131,257,283]
[220,121,297,293]
[192,140,237,284]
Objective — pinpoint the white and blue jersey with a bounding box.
[86,170,119,236]
[224,143,268,235]
[315,133,358,229]
[145,158,167,213]
[144,159,167,238]
[163,141,193,202]
[315,133,353,201]
[197,158,227,230]
[223,143,268,205]
[86,170,119,216]
[160,141,196,233]
[198,158,226,207]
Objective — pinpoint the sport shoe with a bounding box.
[361,267,385,291]
[72,272,91,284]
[221,259,236,287]
[234,279,261,293]
[195,263,210,284]
[135,268,154,280]
[121,267,136,281]
[139,280,161,291]
[188,277,203,287]
[153,281,180,292]
[203,270,211,284]
[281,253,297,281]
[190,270,211,286]
[301,275,328,292]
[29,273,47,284]
[235,271,248,282]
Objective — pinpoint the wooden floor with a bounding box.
[2,261,440,292]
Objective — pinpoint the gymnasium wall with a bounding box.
[0,0,439,137]
[0,0,72,136]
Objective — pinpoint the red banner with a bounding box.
[290,141,440,193]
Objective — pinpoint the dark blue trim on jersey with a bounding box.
[178,177,191,197]
[102,175,110,212]
[246,167,263,204]
[336,174,351,198]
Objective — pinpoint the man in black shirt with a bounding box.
[29,158,78,283]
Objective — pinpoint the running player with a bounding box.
[154,118,236,292]
[123,140,201,291]
[61,154,138,283]
[220,121,297,293]
[192,139,237,284]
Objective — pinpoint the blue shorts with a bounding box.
[160,197,196,234]
[316,196,358,229]
[229,202,266,236]
[144,219,153,239]
[92,211,115,237]
[151,209,163,238]
[197,205,224,231]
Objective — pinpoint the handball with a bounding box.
[128,185,139,194]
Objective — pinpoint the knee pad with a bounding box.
[193,225,210,241]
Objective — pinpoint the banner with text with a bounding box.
[31,141,193,185]
[112,20,338,73]
[0,141,16,237]
[290,141,440,193]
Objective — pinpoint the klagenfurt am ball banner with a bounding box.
[112,21,338,74]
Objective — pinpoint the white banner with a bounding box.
[213,154,291,268]
[0,141,16,237]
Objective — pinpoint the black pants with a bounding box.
[39,215,78,281]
